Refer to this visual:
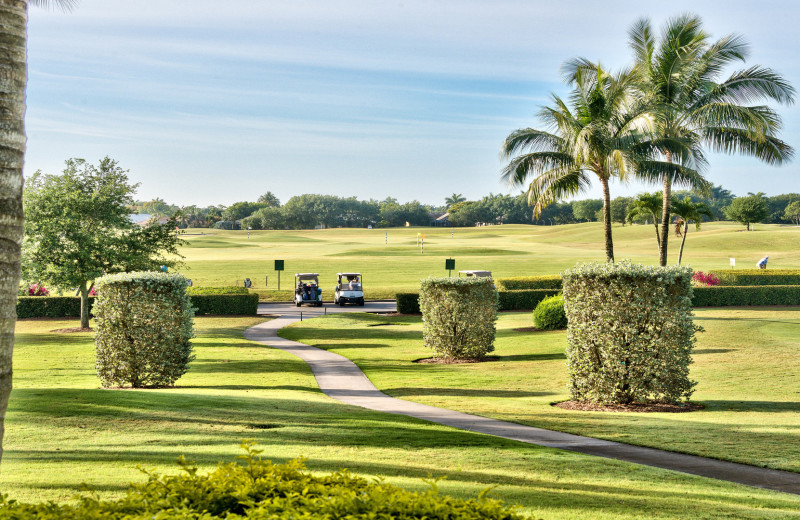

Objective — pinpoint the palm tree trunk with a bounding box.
[652,219,661,249]
[600,177,614,263]
[658,152,673,266]
[0,0,29,465]
[678,221,689,265]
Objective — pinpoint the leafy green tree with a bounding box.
[257,191,281,207]
[501,62,655,262]
[627,192,663,248]
[136,198,178,218]
[670,196,714,264]
[222,201,269,222]
[766,193,800,223]
[724,193,769,231]
[610,197,632,226]
[23,158,184,329]
[785,201,800,226]
[572,199,603,222]
[628,14,794,266]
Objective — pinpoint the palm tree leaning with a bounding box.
[501,62,653,262]
[0,0,75,466]
[626,192,663,249]
[628,14,795,266]
[670,196,714,265]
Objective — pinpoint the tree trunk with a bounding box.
[79,282,90,329]
[600,177,614,263]
[0,0,28,466]
[678,221,689,265]
[658,153,673,266]
[652,219,661,249]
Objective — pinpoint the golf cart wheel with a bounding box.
[358,298,364,306]
[295,301,301,307]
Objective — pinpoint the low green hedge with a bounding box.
[496,275,562,291]
[17,296,92,318]
[692,285,800,306]
[187,286,249,295]
[190,294,259,315]
[714,269,800,286]
[396,292,421,314]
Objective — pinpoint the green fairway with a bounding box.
[279,308,800,473]
[4,317,800,519]
[174,223,800,299]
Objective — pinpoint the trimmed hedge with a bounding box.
[496,275,562,291]
[397,292,421,314]
[497,289,561,310]
[190,293,259,315]
[187,286,249,295]
[533,294,567,330]
[17,296,92,318]
[692,285,800,306]
[0,443,525,519]
[715,269,800,286]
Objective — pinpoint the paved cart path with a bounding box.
[244,315,800,495]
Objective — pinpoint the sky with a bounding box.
[25,0,800,207]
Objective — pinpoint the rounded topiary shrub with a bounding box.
[562,262,698,404]
[532,294,567,330]
[419,276,497,360]
[94,271,195,388]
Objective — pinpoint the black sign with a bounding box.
[274,260,284,271]
[445,258,455,270]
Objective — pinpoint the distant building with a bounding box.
[431,212,450,227]
[129,213,151,225]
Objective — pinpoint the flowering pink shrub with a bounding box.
[89,286,97,296]
[27,283,50,296]
[692,271,720,286]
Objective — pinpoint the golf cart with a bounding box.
[458,270,493,279]
[334,273,364,306]
[294,273,323,307]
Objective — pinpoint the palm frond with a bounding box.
[702,127,794,165]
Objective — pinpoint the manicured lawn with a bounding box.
[3,316,800,519]
[174,223,800,299]
[279,308,800,472]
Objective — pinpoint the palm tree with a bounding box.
[629,14,795,266]
[627,192,663,248]
[501,62,653,262]
[0,0,75,465]
[445,193,466,209]
[670,196,714,264]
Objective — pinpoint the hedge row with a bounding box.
[715,269,800,286]
[495,275,562,291]
[692,285,800,306]
[17,294,259,318]
[187,286,249,295]
[397,289,559,313]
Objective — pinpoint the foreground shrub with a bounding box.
[0,443,525,519]
[691,271,719,286]
[562,262,698,404]
[396,292,422,313]
[419,277,497,360]
[692,285,800,306]
[715,269,800,286]
[496,275,562,291]
[533,294,567,330]
[94,271,195,388]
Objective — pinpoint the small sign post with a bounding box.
[730,258,735,268]
[274,260,284,290]
[445,258,455,276]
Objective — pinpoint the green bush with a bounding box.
[0,443,524,519]
[419,277,498,360]
[16,296,92,318]
[396,292,421,314]
[187,286,249,295]
[496,275,562,291]
[562,262,698,404]
[715,269,800,286]
[533,294,567,330]
[94,272,195,388]
[692,285,800,306]
[190,294,259,315]
[497,289,560,310]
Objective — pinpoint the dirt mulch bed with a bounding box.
[50,327,93,333]
[414,356,500,364]
[553,400,704,413]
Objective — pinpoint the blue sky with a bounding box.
[26,0,800,207]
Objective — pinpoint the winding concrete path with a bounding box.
[244,315,800,495]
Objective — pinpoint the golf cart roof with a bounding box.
[295,273,319,279]
[459,270,492,277]
[337,272,361,277]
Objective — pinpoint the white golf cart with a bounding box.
[294,273,323,307]
[334,272,364,306]
[458,270,493,279]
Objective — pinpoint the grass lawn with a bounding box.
[3,317,800,518]
[172,222,800,299]
[279,307,800,473]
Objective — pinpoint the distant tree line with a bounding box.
[132,185,800,230]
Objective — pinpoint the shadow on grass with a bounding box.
[383,387,557,398]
